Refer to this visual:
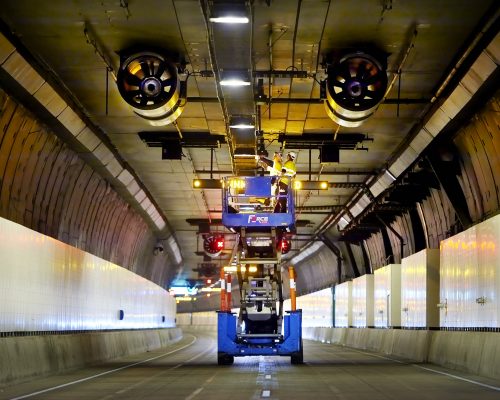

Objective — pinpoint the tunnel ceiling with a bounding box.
[0,0,497,286]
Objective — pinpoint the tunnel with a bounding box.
[0,0,499,399]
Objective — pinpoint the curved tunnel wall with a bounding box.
[0,90,174,288]
[262,91,500,299]
[342,94,500,274]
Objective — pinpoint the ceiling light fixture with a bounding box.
[209,2,249,24]
[209,16,249,24]
[229,123,254,129]
[229,115,255,129]
[233,147,256,157]
[220,69,251,87]
[220,79,251,87]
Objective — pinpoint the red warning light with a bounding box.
[203,234,225,257]
[279,239,291,254]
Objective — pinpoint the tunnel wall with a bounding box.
[0,90,174,288]
[363,94,499,271]
[302,327,500,381]
[0,327,183,387]
[0,216,176,331]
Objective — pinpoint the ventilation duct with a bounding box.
[324,51,387,127]
[117,50,186,126]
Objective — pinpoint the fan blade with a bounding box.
[123,71,142,87]
[365,73,382,85]
[161,77,176,90]
[356,62,368,80]
[140,61,151,76]
[155,62,166,78]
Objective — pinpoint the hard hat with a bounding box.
[288,151,297,160]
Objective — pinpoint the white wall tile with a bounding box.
[0,217,176,331]
[401,249,440,328]
[293,288,333,328]
[334,281,352,327]
[351,275,374,327]
[374,264,401,327]
[440,215,500,328]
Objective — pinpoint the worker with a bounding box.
[275,151,297,213]
[255,150,283,208]
[257,150,282,176]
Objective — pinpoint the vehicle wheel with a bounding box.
[291,342,303,364]
[217,352,234,365]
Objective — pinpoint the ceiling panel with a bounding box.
[0,0,495,285]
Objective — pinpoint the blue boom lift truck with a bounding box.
[217,175,303,365]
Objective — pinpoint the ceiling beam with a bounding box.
[187,96,430,104]
[194,169,376,176]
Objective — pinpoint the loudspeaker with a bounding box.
[162,140,182,159]
[320,145,340,163]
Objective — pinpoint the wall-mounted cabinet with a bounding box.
[334,281,352,327]
[401,249,440,328]
[440,214,500,328]
[374,264,401,328]
[352,274,374,328]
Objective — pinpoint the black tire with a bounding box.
[217,352,234,365]
[291,342,303,364]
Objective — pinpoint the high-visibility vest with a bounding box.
[281,160,296,185]
[270,155,282,176]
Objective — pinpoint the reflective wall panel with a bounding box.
[401,249,440,328]
[175,311,217,325]
[374,264,401,328]
[284,288,333,328]
[440,214,499,327]
[0,217,176,331]
[351,274,374,327]
[334,281,352,327]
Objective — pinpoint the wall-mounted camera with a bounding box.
[153,241,164,256]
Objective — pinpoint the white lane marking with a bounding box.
[183,367,218,400]
[185,387,204,400]
[261,390,271,397]
[9,336,198,400]
[414,365,500,392]
[343,346,500,391]
[112,343,216,397]
[265,374,272,380]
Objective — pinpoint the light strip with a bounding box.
[229,123,254,129]
[220,79,251,86]
[209,16,249,24]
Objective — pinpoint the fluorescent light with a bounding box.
[229,123,254,129]
[233,147,255,157]
[229,115,254,129]
[209,16,249,24]
[220,79,251,86]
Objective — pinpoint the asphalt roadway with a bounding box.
[1,330,499,400]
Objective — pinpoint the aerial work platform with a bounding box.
[217,176,303,365]
[221,176,295,230]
